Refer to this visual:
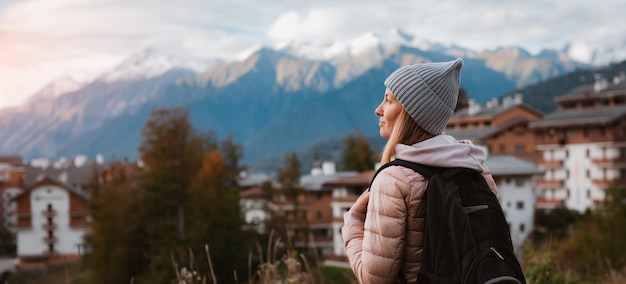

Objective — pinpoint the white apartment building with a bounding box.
[13,176,90,267]
[530,73,626,212]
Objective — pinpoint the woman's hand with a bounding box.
[344,190,370,224]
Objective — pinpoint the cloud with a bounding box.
[0,0,625,109]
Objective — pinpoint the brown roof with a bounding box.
[0,156,24,167]
[529,106,626,129]
[12,175,88,202]
[239,186,267,199]
[323,170,375,187]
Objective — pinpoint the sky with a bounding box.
[1,0,625,109]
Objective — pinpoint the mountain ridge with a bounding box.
[0,32,613,167]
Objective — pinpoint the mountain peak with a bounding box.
[236,43,267,61]
[28,76,83,102]
[98,48,197,83]
[493,46,531,58]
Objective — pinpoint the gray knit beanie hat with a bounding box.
[384,58,463,135]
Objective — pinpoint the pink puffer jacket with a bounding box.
[342,135,497,284]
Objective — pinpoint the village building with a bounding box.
[325,170,373,265]
[529,73,626,212]
[446,97,543,163]
[12,176,90,269]
[0,156,26,235]
[0,155,101,269]
[238,172,274,234]
[487,155,543,254]
[298,162,356,258]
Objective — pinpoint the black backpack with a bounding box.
[371,159,526,284]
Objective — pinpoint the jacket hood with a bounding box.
[394,135,489,173]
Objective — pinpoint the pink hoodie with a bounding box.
[342,135,497,284]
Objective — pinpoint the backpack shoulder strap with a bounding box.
[368,159,439,191]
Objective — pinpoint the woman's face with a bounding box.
[375,88,403,139]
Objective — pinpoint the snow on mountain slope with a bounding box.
[98,48,205,83]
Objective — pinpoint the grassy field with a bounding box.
[1,262,90,284]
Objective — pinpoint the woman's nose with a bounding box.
[375,102,383,116]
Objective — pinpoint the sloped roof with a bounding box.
[239,186,267,199]
[300,171,357,191]
[323,170,375,187]
[12,175,89,201]
[556,80,626,102]
[238,172,276,188]
[0,156,24,167]
[529,106,626,129]
[452,103,543,120]
[486,155,544,176]
[25,164,99,187]
[445,128,494,141]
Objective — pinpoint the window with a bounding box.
[515,178,524,187]
[316,211,322,220]
[520,223,526,232]
[516,201,524,210]
[514,130,524,136]
[514,144,525,154]
[499,144,505,153]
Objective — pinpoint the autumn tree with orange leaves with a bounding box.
[89,107,247,284]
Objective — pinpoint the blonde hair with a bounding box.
[380,109,434,163]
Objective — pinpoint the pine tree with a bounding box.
[136,107,212,282]
[89,107,249,283]
[272,153,309,251]
[185,141,247,282]
[89,161,147,284]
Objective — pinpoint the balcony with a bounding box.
[591,178,626,187]
[42,223,57,231]
[591,157,626,167]
[41,209,57,217]
[536,198,566,210]
[536,159,564,168]
[536,178,564,187]
[42,236,58,244]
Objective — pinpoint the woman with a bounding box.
[342,58,497,283]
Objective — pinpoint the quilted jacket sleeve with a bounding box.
[343,167,421,284]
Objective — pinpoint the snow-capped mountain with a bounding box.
[97,48,208,83]
[27,76,83,102]
[3,28,624,165]
[274,28,433,61]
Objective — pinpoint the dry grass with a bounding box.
[171,231,316,284]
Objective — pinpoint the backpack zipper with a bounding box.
[464,246,505,283]
[490,247,504,260]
